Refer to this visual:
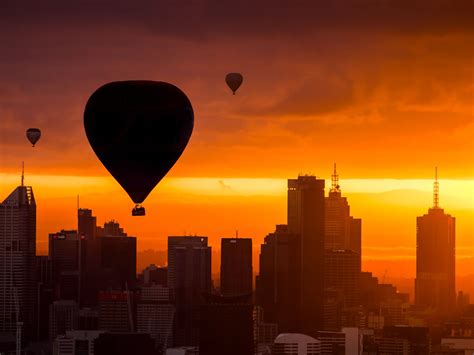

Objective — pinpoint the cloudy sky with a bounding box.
[1,1,473,284]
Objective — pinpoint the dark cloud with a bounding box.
[1,0,473,39]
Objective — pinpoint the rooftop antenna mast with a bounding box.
[21,162,24,187]
[330,163,340,193]
[433,166,439,208]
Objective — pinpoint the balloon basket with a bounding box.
[132,205,145,216]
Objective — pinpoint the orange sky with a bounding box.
[0,0,473,294]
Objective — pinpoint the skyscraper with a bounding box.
[325,164,361,254]
[415,168,456,314]
[77,208,97,239]
[48,230,80,302]
[256,225,301,332]
[324,250,360,308]
[220,238,252,297]
[199,293,254,355]
[168,236,211,346]
[287,175,325,335]
[0,180,36,343]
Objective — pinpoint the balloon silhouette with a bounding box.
[225,73,243,95]
[84,81,194,216]
[26,128,41,147]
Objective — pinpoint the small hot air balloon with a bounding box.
[84,81,194,216]
[225,73,243,95]
[26,128,41,147]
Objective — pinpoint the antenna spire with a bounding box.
[21,162,24,187]
[433,166,439,208]
[330,163,340,193]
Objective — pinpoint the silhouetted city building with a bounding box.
[220,237,252,297]
[325,164,361,254]
[256,224,301,333]
[0,183,37,344]
[168,236,211,347]
[98,291,135,332]
[94,332,156,355]
[324,249,360,308]
[415,170,456,315]
[49,230,81,302]
[137,284,175,350]
[273,333,321,354]
[80,225,136,307]
[53,330,104,355]
[141,264,168,286]
[49,300,79,341]
[35,255,54,341]
[199,293,254,355]
[77,208,97,240]
[375,325,430,354]
[96,219,127,238]
[288,175,325,335]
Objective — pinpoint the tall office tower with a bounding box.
[287,175,325,335]
[256,225,301,332]
[415,169,456,315]
[0,179,37,344]
[49,300,79,341]
[35,256,54,341]
[325,164,361,254]
[77,208,97,239]
[98,291,135,332]
[199,294,254,355]
[141,264,168,286]
[220,238,252,296]
[324,250,360,308]
[137,285,175,350]
[168,236,211,346]
[81,233,136,306]
[49,230,80,301]
[99,235,137,290]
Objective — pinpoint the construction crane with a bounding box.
[12,285,23,355]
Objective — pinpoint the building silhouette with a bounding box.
[199,293,254,355]
[273,333,321,355]
[256,225,301,332]
[220,237,252,297]
[77,208,97,240]
[324,164,361,254]
[324,249,360,308]
[168,236,211,346]
[288,175,325,335]
[80,215,136,307]
[48,230,81,302]
[98,291,135,332]
[415,169,456,315]
[49,300,79,340]
[0,181,37,344]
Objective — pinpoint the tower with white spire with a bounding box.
[415,168,456,314]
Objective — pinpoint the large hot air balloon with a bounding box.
[84,81,194,216]
[225,73,243,95]
[26,128,41,147]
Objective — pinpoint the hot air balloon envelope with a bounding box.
[225,73,243,94]
[84,81,194,207]
[26,128,41,146]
